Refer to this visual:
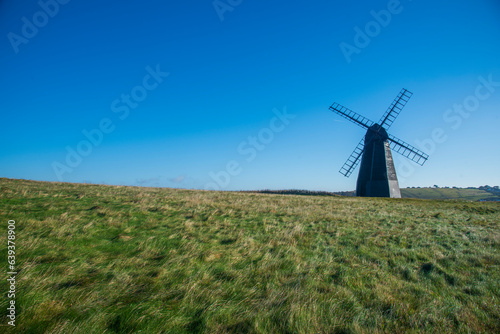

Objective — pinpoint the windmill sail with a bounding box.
[388,134,428,166]
[378,88,413,130]
[329,103,374,129]
[339,137,365,177]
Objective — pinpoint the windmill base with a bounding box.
[362,180,401,198]
[356,139,401,198]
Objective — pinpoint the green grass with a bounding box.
[401,187,499,201]
[0,178,499,333]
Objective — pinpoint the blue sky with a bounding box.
[1,0,499,191]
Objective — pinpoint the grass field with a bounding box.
[401,188,500,201]
[0,178,499,333]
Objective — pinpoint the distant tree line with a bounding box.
[240,189,356,197]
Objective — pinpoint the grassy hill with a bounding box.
[401,188,500,201]
[1,178,499,333]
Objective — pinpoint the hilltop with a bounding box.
[0,178,499,333]
[402,186,500,201]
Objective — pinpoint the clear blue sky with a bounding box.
[1,0,499,191]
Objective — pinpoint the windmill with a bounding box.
[329,88,429,198]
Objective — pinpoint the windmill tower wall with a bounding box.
[356,138,402,198]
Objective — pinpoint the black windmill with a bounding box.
[330,89,429,198]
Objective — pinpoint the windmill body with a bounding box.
[356,124,401,198]
[329,89,428,198]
